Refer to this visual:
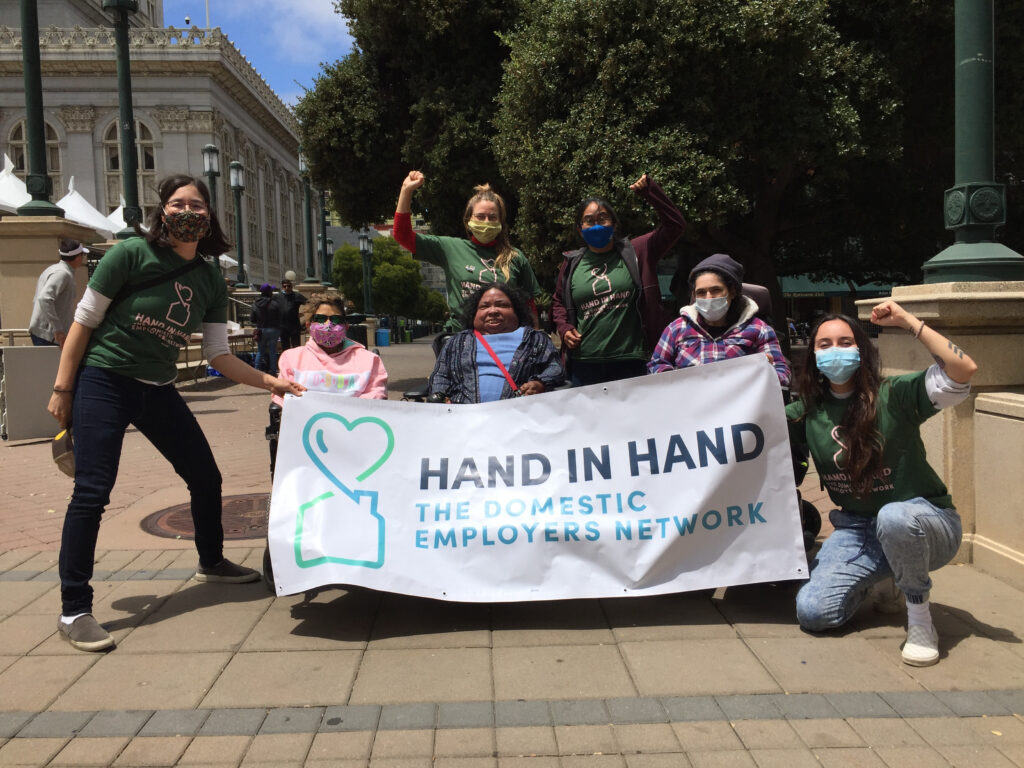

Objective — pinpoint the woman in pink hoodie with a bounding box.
[273,293,387,406]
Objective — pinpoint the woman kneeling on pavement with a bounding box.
[428,284,563,403]
[48,174,306,653]
[788,301,977,666]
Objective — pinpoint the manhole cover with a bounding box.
[140,493,269,541]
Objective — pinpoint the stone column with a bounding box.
[858,282,1024,580]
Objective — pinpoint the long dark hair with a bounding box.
[139,174,232,256]
[794,313,885,495]
[459,283,533,331]
[575,196,621,241]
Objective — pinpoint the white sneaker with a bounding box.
[902,624,940,666]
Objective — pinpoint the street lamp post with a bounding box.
[320,192,331,285]
[103,0,142,237]
[16,0,63,217]
[229,161,246,287]
[325,237,334,286]
[299,152,315,280]
[358,228,374,315]
[201,143,220,217]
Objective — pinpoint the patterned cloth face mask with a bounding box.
[164,210,211,242]
[309,321,347,349]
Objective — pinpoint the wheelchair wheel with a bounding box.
[800,498,822,551]
[262,542,275,592]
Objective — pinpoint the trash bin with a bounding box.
[404,329,412,343]
[347,324,367,347]
[375,328,391,347]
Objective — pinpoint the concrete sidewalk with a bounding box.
[1,336,1022,767]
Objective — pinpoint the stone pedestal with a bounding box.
[857,281,1024,584]
[0,217,100,335]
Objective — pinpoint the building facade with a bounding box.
[0,0,326,286]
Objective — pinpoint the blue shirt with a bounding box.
[475,327,525,402]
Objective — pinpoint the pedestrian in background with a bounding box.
[278,274,307,350]
[251,282,283,375]
[29,239,88,347]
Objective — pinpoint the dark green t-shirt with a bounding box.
[569,249,645,361]
[785,371,952,515]
[414,234,541,331]
[84,237,227,383]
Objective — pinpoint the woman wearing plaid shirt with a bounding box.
[647,253,790,386]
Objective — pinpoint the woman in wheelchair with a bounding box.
[428,284,563,404]
[267,293,387,474]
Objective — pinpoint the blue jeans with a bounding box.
[254,328,281,376]
[59,366,225,614]
[796,498,962,631]
[31,333,56,346]
[570,358,647,387]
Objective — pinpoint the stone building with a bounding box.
[0,0,325,285]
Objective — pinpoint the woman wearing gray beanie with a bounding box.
[647,253,790,386]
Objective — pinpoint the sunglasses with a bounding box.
[311,314,346,325]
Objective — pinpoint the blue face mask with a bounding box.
[581,224,614,250]
[815,347,861,385]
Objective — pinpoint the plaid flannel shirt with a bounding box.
[648,304,791,387]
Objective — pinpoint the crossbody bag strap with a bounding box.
[473,330,520,395]
[108,256,206,309]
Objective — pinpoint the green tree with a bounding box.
[296,0,521,234]
[332,237,446,319]
[495,0,904,312]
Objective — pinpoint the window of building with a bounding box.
[279,176,292,272]
[103,120,157,217]
[263,163,276,268]
[244,147,260,267]
[7,119,64,200]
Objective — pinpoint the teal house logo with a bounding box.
[295,412,395,569]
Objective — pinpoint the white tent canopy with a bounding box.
[106,197,126,232]
[56,177,114,239]
[0,153,30,213]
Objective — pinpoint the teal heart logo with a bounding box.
[301,412,395,500]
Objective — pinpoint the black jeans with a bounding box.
[569,358,648,387]
[59,366,224,614]
[280,328,302,350]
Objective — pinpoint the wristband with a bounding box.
[914,321,925,339]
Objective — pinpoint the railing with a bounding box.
[0,329,33,347]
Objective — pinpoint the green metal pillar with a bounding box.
[302,178,314,280]
[923,0,1024,282]
[320,192,331,286]
[17,0,63,217]
[103,0,143,237]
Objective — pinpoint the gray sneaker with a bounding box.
[194,558,261,583]
[57,614,115,652]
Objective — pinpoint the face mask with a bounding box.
[694,297,730,322]
[309,321,347,349]
[815,347,861,385]
[164,210,211,242]
[581,224,614,249]
[466,219,502,244]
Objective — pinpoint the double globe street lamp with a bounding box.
[229,160,246,287]
[358,228,374,315]
[201,143,220,216]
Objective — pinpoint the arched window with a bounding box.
[293,179,304,274]
[8,119,63,200]
[103,120,157,217]
[244,147,260,266]
[219,130,235,244]
[263,162,276,269]
[279,175,292,272]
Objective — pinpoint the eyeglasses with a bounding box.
[581,213,612,227]
[165,200,208,214]
[311,314,345,325]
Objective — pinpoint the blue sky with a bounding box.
[163,0,356,106]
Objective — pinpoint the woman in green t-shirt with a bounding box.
[47,174,306,653]
[394,170,541,331]
[787,301,977,667]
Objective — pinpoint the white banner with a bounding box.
[268,354,808,600]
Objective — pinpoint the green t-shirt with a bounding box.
[785,370,951,515]
[414,234,541,331]
[569,249,645,362]
[84,237,227,383]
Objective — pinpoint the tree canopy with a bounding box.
[333,237,447,321]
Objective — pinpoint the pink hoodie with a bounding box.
[272,338,388,406]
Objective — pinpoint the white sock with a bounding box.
[906,600,933,629]
[60,613,87,625]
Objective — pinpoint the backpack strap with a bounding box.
[108,256,207,309]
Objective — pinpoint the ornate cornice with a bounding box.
[0,25,299,151]
[187,110,214,132]
[153,105,190,132]
[58,105,96,132]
